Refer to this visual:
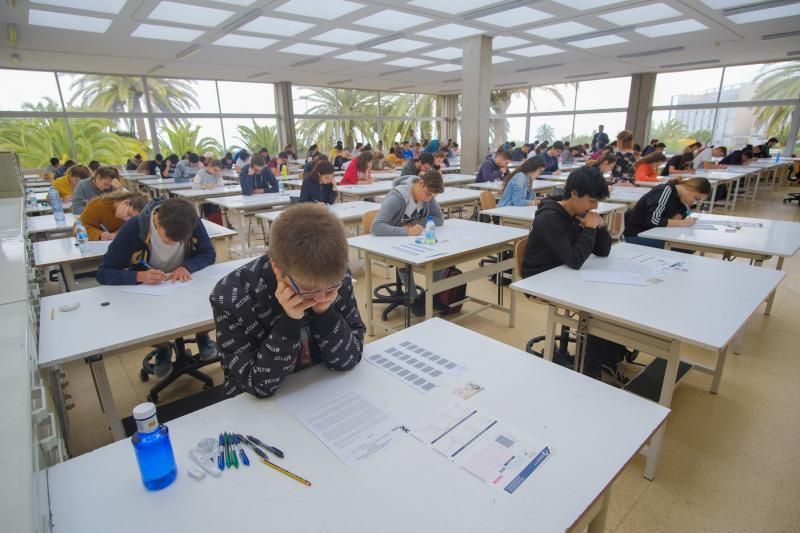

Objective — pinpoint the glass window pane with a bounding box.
[490,89,528,115]
[293,85,337,116]
[335,89,378,117]
[58,72,147,114]
[0,117,68,167]
[530,83,576,113]
[490,117,527,146]
[414,94,435,118]
[720,61,800,103]
[69,117,150,164]
[0,69,62,112]
[217,81,275,114]
[156,117,223,157]
[147,77,216,114]
[648,109,716,153]
[653,68,723,106]
[221,118,279,155]
[713,105,790,151]
[381,92,416,117]
[530,115,574,144]
[573,112,627,146]
[575,77,631,110]
[295,117,338,154]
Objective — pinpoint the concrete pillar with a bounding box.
[461,34,492,173]
[625,72,657,145]
[437,94,458,143]
[274,81,295,150]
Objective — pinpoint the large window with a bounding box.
[650,61,800,152]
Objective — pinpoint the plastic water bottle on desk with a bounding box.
[278,178,285,195]
[424,215,437,245]
[49,186,66,223]
[131,402,177,491]
[26,189,38,209]
[74,221,90,254]
[775,153,781,164]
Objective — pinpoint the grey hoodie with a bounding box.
[372,176,444,236]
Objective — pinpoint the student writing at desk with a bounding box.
[623,177,711,249]
[299,160,337,205]
[97,198,218,377]
[634,152,667,182]
[521,166,631,380]
[476,149,511,183]
[240,154,279,196]
[52,164,91,202]
[542,141,564,175]
[400,152,434,177]
[498,155,546,207]
[340,151,374,185]
[79,190,148,241]
[210,204,364,398]
[72,166,122,215]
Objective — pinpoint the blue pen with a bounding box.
[218,433,225,471]
[99,223,110,233]
[235,434,250,466]
[139,259,152,270]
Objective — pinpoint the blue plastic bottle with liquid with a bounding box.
[131,402,177,490]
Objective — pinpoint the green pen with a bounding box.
[229,433,239,469]
[224,433,232,468]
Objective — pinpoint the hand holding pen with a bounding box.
[136,259,167,285]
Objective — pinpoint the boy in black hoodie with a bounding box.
[522,166,621,380]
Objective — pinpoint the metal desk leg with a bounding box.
[365,252,374,336]
[710,345,728,394]
[404,262,412,329]
[708,182,718,214]
[732,327,744,355]
[509,257,517,328]
[764,256,784,316]
[587,489,611,533]
[644,340,680,480]
[86,354,125,441]
[236,210,248,255]
[542,305,558,362]
[424,263,434,322]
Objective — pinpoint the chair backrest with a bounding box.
[514,236,528,281]
[362,210,378,234]
[479,190,496,210]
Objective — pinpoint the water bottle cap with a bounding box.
[133,402,156,421]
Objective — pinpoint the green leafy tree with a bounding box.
[689,129,712,143]
[158,124,222,156]
[295,88,379,151]
[752,62,800,142]
[69,75,198,142]
[231,121,279,155]
[651,118,689,152]
[572,134,593,146]
[536,123,556,143]
[490,86,565,146]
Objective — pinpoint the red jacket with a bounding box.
[339,157,371,185]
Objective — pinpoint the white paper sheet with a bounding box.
[118,279,193,296]
[689,224,720,231]
[699,219,762,228]
[581,252,685,285]
[414,403,552,495]
[278,378,407,467]
[391,242,448,259]
[580,270,650,286]
[366,340,466,394]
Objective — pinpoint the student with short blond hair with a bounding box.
[211,204,364,398]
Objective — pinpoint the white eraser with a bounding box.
[188,466,206,481]
[59,302,80,312]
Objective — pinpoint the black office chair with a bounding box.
[139,337,221,403]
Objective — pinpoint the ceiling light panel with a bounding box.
[599,3,682,25]
[353,9,432,30]
[416,23,484,40]
[569,34,628,48]
[280,42,338,55]
[508,44,564,57]
[149,2,234,27]
[408,0,503,14]
[372,38,430,52]
[30,0,127,14]
[312,28,379,44]
[215,0,256,4]
[275,0,365,19]
[699,0,753,8]
[132,23,202,41]
[492,55,513,63]
[728,3,800,23]
[476,6,553,26]
[29,9,112,32]
[635,19,708,37]
[424,64,462,72]
[213,34,277,49]
[422,47,462,60]
[492,36,530,49]
[385,57,433,67]
[529,21,595,39]
[550,0,626,8]
[335,50,385,61]
[239,16,313,36]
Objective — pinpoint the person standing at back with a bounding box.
[591,125,609,152]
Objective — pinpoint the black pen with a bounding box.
[246,435,285,458]
[238,434,269,461]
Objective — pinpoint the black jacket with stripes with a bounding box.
[624,183,688,237]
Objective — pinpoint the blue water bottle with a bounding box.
[278,178,285,195]
[131,402,177,491]
[424,215,437,245]
[775,153,781,164]
[49,186,66,223]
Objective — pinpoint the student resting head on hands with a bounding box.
[71,166,121,215]
[193,159,225,189]
[498,155,546,207]
[79,190,149,241]
[300,160,337,205]
[476,149,511,183]
[210,203,365,398]
[400,152,434,178]
[634,152,667,182]
[623,177,711,249]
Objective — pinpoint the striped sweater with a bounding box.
[623,183,688,237]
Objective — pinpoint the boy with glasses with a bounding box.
[210,204,364,398]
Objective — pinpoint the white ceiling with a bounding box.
[1,0,798,94]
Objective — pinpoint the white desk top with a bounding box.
[434,188,481,207]
[606,187,648,206]
[348,218,527,267]
[207,191,299,210]
[468,179,560,193]
[47,318,668,533]
[0,197,24,239]
[442,174,475,186]
[337,182,394,197]
[144,181,195,191]
[256,200,380,223]
[481,202,625,223]
[640,213,800,258]
[38,258,252,367]
[511,242,785,351]
[117,173,153,181]
[26,213,76,235]
[372,171,400,180]
[721,165,763,174]
[173,185,242,199]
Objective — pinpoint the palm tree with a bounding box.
[536,123,556,143]
[490,86,566,145]
[752,62,800,141]
[0,98,145,167]
[651,118,689,152]
[69,75,198,142]
[158,124,222,156]
[381,92,425,144]
[232,121,279,154]
[295,88,379,151]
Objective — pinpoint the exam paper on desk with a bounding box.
[118,279,193,296]
[580,252,688,286]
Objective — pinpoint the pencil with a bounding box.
[261,459,311,487]
[50,308,54,320]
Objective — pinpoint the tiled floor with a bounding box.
[54,186,800,531]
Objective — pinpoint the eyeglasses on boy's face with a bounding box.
[286,274,346,301]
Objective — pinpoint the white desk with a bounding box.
[38,258,253,440]
[605,187,648,207]
[639,213,800,315]
[25,201,73,216]
[511,243,784,480]
[31,220,238,290]
[172,185,243,215]
[481,202,626,230]
[26,213,76,238]
[206,192,299,253]
[468,179,560,197]
[256,200,380,234]
[349,218,527,334]
[46,319,668,533]
[337,182,393,201]
[658,170,745,212]
[433,188,481,216]
[442,173,475,187]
